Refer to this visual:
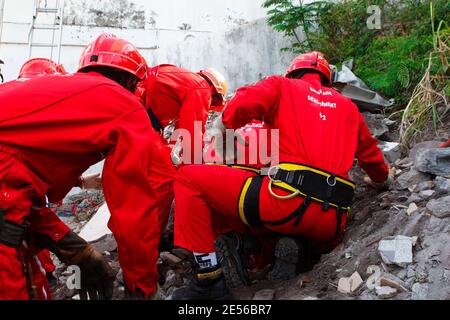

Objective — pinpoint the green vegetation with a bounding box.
[263,0,449,145]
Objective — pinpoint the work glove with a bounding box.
[51,231,116,300]
[77,173,102,190]
[210,113,247,164]
[364,166,396,190]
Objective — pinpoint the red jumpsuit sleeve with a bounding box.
[177,89,210,164]
[223,76,281,129]
[102,108,160,299]
[29,206,71,244]
[356,113,389,183]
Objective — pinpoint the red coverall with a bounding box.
[142,64,212,164]
[0,72,170,299]
[174,73,389,254]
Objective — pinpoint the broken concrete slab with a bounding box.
[415,148,450,178]
[333,66,394,112]
[379,141,402,163]
[426,195,450,218]
[338,272,364,294]
[378,236,415,267]
[376,286,398,299]
[79,203,112,243]
[253,289,275,300]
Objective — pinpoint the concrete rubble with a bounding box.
[379,141,402,164]
[337,272,364,294]
[415,148,450,178]
[378,236,415,267]
[376,286,398,299]
[49,113,449,301]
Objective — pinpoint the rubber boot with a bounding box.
[215,232,261,289]
[172,266,232,300]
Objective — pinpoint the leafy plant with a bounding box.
[262,0,331,52]
[263,0,450,110]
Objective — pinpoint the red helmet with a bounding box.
[18,58,66,79]
[78,33,147,80]
[286,51,332,85]
[198,68,227,98]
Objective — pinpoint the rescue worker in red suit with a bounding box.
[171,52,395,300]
[16,57,69,300]
[138,65,216,165]
[0,33,166,300]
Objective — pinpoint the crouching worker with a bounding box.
[0,33,163,300]
[171,52,394,300]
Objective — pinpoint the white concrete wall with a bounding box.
[0,0,275,83]
[151,17,297,93]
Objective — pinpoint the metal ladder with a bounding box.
[27,0,65,63]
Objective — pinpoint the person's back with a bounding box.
[0,72,148,202]
[0,33,166,300]
[144,64,211,129]
[253,74,361,179]
[224,67,386,183]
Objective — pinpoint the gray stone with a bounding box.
[409,141,442,159]
[396,169,431,191]
[376,286,398,299]
[397,270,407,280]
[378,141,402,163]
[379,141,401,164]
[434,176,450,193]
[426,196,450,218]
[415,181,435,192]
[406,193,422,205]
[418,190,436,200]
[396,158,414,169]
[411,283,429,300]
[415,148,450,178]
[253,289,275,300]
[378,236,414,267]
[116,269,124,285]
[363,113,389,139]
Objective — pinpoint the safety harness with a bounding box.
[0,208,29,248]
[238,163,356,238]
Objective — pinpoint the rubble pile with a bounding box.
[50,114,449,300]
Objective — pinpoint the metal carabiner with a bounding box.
[267,165,282,183]
[327,175,337,187]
